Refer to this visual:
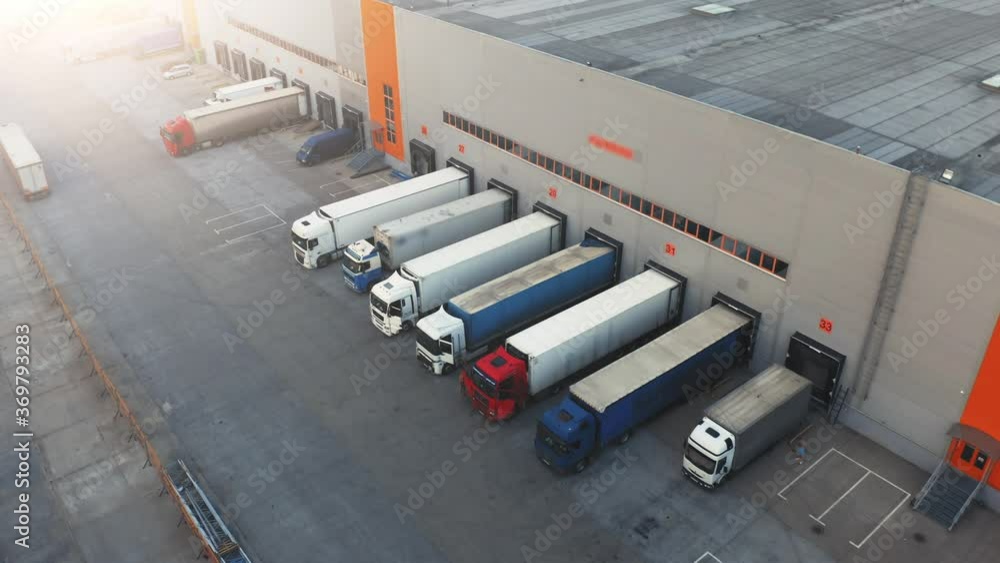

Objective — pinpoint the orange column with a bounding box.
[361,0,405,161]
[956,313,1000,488]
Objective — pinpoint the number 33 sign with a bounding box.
[819,318,833,333]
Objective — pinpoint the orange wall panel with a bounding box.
[959,313,1000,488]
[361,0,405,161]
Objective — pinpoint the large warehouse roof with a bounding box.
[414,0,1000,202]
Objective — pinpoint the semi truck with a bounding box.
[370,204,566,337]
[131,24,184,58]
[417,229,623,375]
[683,364,812,488]
[535,297,759,473]
[160,87,308,157]
[205,77,283,106]
[344,184,516,293]
[463,263,684,420]
[293,166,470,269]
[0,123,49,200]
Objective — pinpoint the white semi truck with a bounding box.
[292,167,471,269]
[683,364,812,488]
[0,123,49,200]
[369,204,566,336]
[342,183,516,293]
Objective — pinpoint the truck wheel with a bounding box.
[574,459,588,473]
[402,321,413,332]
[618,431,632,445]
[366,280,378,292]
[317,254,331,268]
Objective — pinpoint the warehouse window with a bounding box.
[383,84,397,144]
[440,111,791,279]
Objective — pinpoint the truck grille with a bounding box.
[473,393,489,416]
[417,352,432,371]
[294,248,305,265]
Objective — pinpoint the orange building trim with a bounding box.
[953,313,1000,488]
[361,0,405,161]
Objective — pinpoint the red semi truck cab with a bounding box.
[159,116,193,156]
[460,346,528,421]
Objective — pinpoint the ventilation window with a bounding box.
[692,3,735,16]
[558,410,574,422]
[705,427,720,438]
[490,356,507,367]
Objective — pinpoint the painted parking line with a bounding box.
[205,204,286,244]
[694,552,722,563]
[780,448,911,549]
[325,177,390,200]
[777,447,837,500]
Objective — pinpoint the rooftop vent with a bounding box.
[691,3,735,16]
[981,74,1000,92]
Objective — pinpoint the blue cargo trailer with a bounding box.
[415,229,622,374]
[535,296,759,473]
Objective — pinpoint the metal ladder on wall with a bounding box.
[853,174,930,401]
[827,386,850,424]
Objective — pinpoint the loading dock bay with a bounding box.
[779,448,911,549]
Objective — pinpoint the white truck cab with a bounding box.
[415,308,465,374]
[291,209,335,269]
[369,272,418,336]
[683,418,736,487]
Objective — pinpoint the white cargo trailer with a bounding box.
[292,167,471,269]
[205,77,283,106]
[0,123,49,200]
[342,185,516,292]
[370,205,566,336]
[504,266,682,397]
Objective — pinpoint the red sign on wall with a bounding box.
[458,144,465,154]
[664,243,676,256]
[819,318,833,333]
[548,187,558,199]
[421,125,428,136]
[589,135,634,160]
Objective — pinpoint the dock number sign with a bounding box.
[819,317,833,333]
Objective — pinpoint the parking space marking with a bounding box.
[204,204,286,244]
[694,552,722,563]
[777,447,837,500]
[849,494,910,549]
[833,449,909,496]
[809,470,870,525]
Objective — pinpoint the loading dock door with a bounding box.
[291,79,312,118]
[269,68,288,88]
[785,331,846,409]
[342,105,364,147]
[249,58,266,80]
[410,139,436,176]
[316,92,337,129]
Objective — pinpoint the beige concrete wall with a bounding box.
[860,184,1000,460]
[194,0,367,123]
[393,10,907,384]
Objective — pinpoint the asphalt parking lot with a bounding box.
[4,40,1000,563]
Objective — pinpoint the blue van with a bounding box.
[296,128,356,166]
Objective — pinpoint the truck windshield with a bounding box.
[416,329,440,355]
[370,293,389,314]
[291,230,308,249]
[343,256,369,274]
[536,422,570,456]
[684,441,719,475]
[159,127,176,144]
[470,366,497,397]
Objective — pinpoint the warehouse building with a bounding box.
[186,0,1000,517]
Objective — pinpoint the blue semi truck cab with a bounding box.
[342,239,382,292]
[536,295,760,474]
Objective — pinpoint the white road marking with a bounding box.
[213,213,274,234]
[205,203,266,224]
[849,494,911,549]
[326,177,390,200]
[694,552,722,563]
[810,470,870,523]
[778,448,837,500]
[832,448,909,496]
[225,222,286,244]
